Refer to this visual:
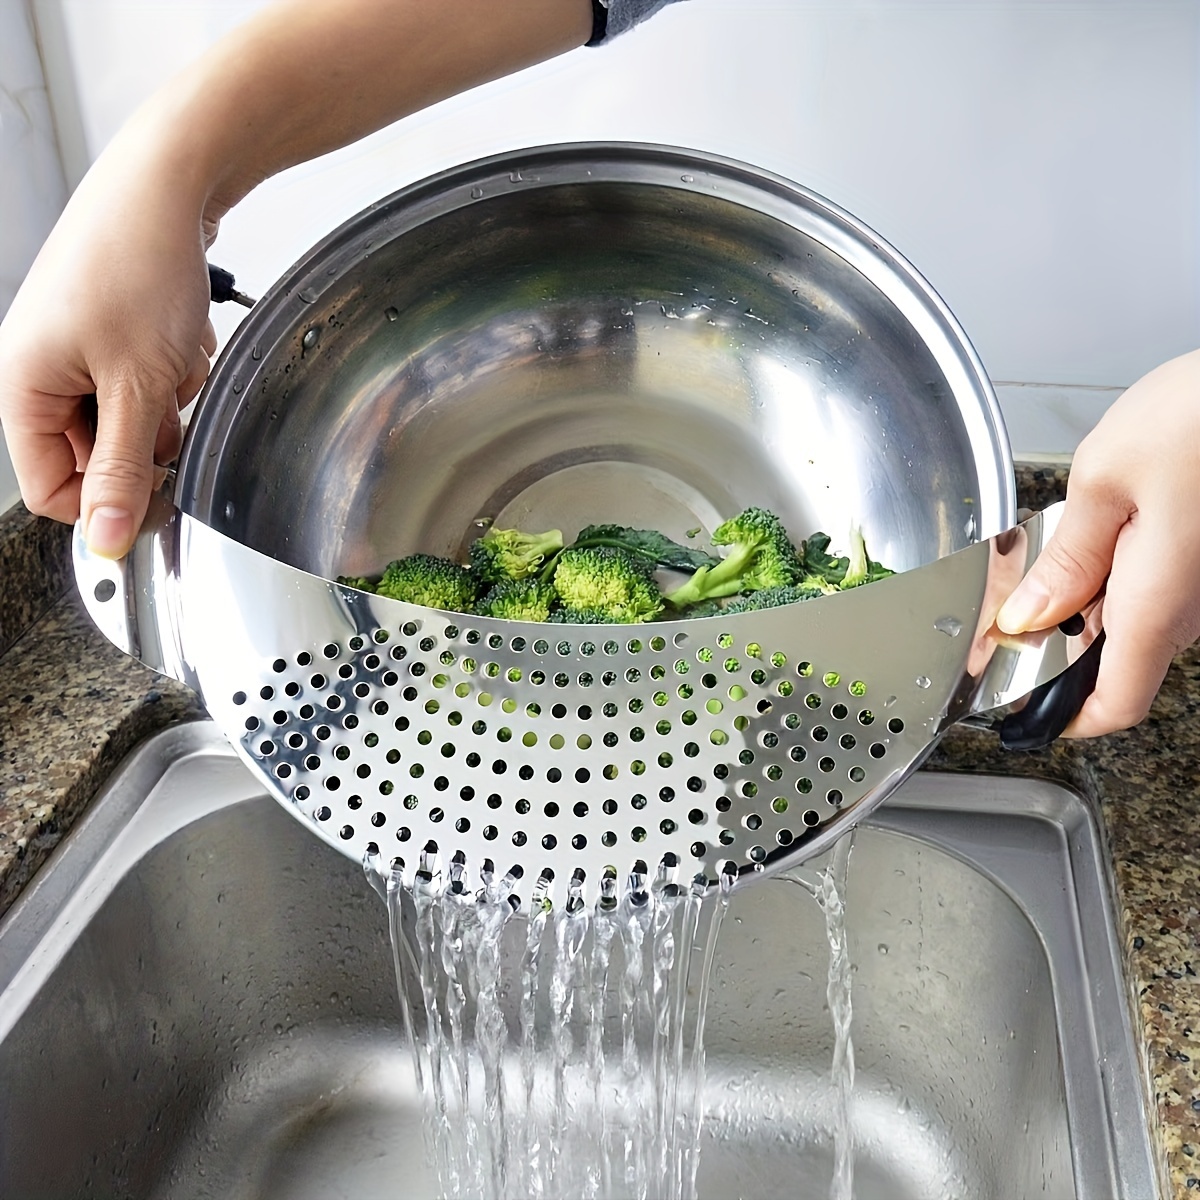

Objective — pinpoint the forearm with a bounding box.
[107,0,594,226]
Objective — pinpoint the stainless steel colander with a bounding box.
[73,143,1070,909]
[74,491,1096,910]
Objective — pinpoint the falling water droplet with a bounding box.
[384,307,399,322]
[915,676,931,689]
[933,616,963,637]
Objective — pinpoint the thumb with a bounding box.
[996,495,1126,634]
[79,370,174,558]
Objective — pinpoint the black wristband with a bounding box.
[586,0,608,46]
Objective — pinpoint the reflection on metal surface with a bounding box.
[173,144,1013,580]
[75,497,1083,904]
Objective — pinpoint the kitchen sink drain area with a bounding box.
[0,724,1158,1199]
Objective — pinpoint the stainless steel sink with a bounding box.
[0,723,1159,1199]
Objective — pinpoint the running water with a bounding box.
[820,835,857,1200]
[782,830,857,1200]
[368,851,731,1200]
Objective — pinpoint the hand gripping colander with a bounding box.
[74,493,1100,910]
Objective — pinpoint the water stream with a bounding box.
[780,829,858,1200]
[367,836,853,1200]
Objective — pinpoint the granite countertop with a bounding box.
[1,468,1198,1196]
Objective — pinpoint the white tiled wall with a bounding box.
[0,0,69,511]
[2,0,1198,510]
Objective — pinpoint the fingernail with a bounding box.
[86,505,134,559]
[996,578,1049,634]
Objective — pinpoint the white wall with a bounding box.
[0,0,69,512]
[2,0,1198,504]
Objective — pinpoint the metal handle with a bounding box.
[998,628,1105,751]
[73,490,195,687]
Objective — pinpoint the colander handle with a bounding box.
[73,489,196,689]
[998,624,1106,751]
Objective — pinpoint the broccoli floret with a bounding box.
[666,506,800,608]
[721,584,826,614]
[375,553,477,611]
[475,578,557,622]
[798,573,841,596]
[336,575,377,594]
[838,525,895,589]
[547,607,613,624]
[553,546,664,623]
[469,526,564,584]
[801,528,895,590]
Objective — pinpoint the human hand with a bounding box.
[997,348,1200,737]
[0,0,595,560]
[0,132,216,559]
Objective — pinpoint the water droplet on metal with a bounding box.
[384,307,399,322]
[933,616,963,637]
[298,287,318,304]
[470,186,484,199]
[251,344,262,361]
[680,173,695,183]
[964,513,977,539]
[915,675,931,689]
[302,328,319,350]
[877,943,889,955]
[231,379,243,394]
[473,516,493,530]
[509,170,523,183]
[224,501,235,521]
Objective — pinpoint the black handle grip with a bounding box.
[79,261,244,438]
[998,627,1106,751]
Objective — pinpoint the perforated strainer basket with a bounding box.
[73,144,1103,909]
[74,492,1097,910]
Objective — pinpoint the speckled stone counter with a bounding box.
[0,505,205,915]
[1,469,1197,1197]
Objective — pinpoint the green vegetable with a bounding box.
[571,524,719,573]
[800,528,894,590]
[375,554,478,611]
[553,546,664,624]
[336,575,377,593]
[547,607,613,624]
[665,506,801,607]
[338,508,894,623]
[475,578,558,622]
[722,584,828,613]
[468,526,564,584]
[839,525,894,588]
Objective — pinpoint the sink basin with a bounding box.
[0,723,1159,1199]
